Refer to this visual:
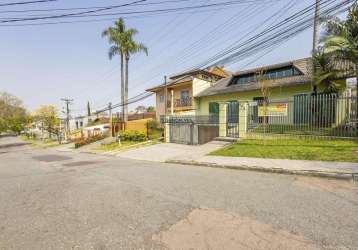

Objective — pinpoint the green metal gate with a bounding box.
[227,101,239,138]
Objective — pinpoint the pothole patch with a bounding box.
[0,143,29,149]
[152,208,321,250]
[63,161,100,167]
[32,155,72,162]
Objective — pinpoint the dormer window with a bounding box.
[231,66,302,85]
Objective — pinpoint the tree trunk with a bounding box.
[120,52,125,123]
[124,54,129,123]
[356,68,358,123]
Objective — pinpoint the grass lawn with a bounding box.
[210,139,358,162]
[96,140,160,152]
[21,136,60,148]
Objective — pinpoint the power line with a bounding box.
[192,0,332,68]
[190,0,348,69]
[0,0,274,23]
[212,0,352,67]
[126,0,286,92]
[146,0,290,79]
[71,0,350,115]
[0,0,57,7]
[0,0,200,13]
[0,0,147,23]
[0,5,236,26]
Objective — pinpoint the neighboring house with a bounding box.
[196,58,314,115]
[83,124,110,138]
[68,115,97,131]
[161,58,356,144]
[146,66,231,120]
[195,57,354,115]
[194,57,355,138]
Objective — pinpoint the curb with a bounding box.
[166,160,358,181]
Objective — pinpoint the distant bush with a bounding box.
[74,134,106,148]
[119,130,147,142]
[146,119,163,140]
[147,119,159,130]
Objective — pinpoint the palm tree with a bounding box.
[122,30,148,122]
[312,48,342,94]
[102,18,147,123]
[322,2,358,88]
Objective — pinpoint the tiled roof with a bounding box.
[146,75,193,92]
[146,66,231,92]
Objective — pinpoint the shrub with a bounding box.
[147,119,159,130]
[146,119,163,140]
[119,130,147,142]
[74,134,106,148]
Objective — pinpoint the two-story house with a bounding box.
[146,67,230,120]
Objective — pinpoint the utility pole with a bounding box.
[312,0,320,93]
[108,102,113,137]
[312,0,320,55]
[163,75,168,142]
[61,98,73,141]
[164,75,167,116]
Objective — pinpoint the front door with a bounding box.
[227,101,239,137]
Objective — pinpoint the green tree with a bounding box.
[146,106,155,112]
[135,105,146,113]
[312,48,343,94]
[0,92,27,134]
[322,2,358,89]
[102,18,148,122]
[33,105,60,139]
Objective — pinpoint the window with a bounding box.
[181,90,190,101]
[159,94,164,103]
[209,102,219,115]
[231,66,302,85]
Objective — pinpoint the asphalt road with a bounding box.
[0,136,357,250]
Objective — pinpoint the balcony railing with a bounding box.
[174,97,192,108]
[167,97,193,109]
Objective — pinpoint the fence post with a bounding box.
[219,102,228,137]
[239,102,248,138]
[165,116,170,143]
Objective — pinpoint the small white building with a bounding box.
[82,124,110,138]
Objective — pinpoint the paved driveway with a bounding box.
[0,137,357,249]
[115,141,229,162]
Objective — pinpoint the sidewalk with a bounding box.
[167,155,358,180]
[115,141,230,162]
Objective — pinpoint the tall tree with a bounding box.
[312,48,342,94]
[87,101,91,117]
[322,2,358,89]
[33,105,59,139]
[0,92,27,134]
[102,18,148,123]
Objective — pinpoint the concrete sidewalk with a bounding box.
[115,141,229,162]
[167,155,358,180]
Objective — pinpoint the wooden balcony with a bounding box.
[167,97,193,111]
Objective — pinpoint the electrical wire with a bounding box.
[0,0,147,23]
[0,0,275,23]
[0,0,56,7]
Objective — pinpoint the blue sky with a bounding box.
[0,0,348,116]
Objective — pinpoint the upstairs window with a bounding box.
[231,66,302,85]
[180,90,190,101]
